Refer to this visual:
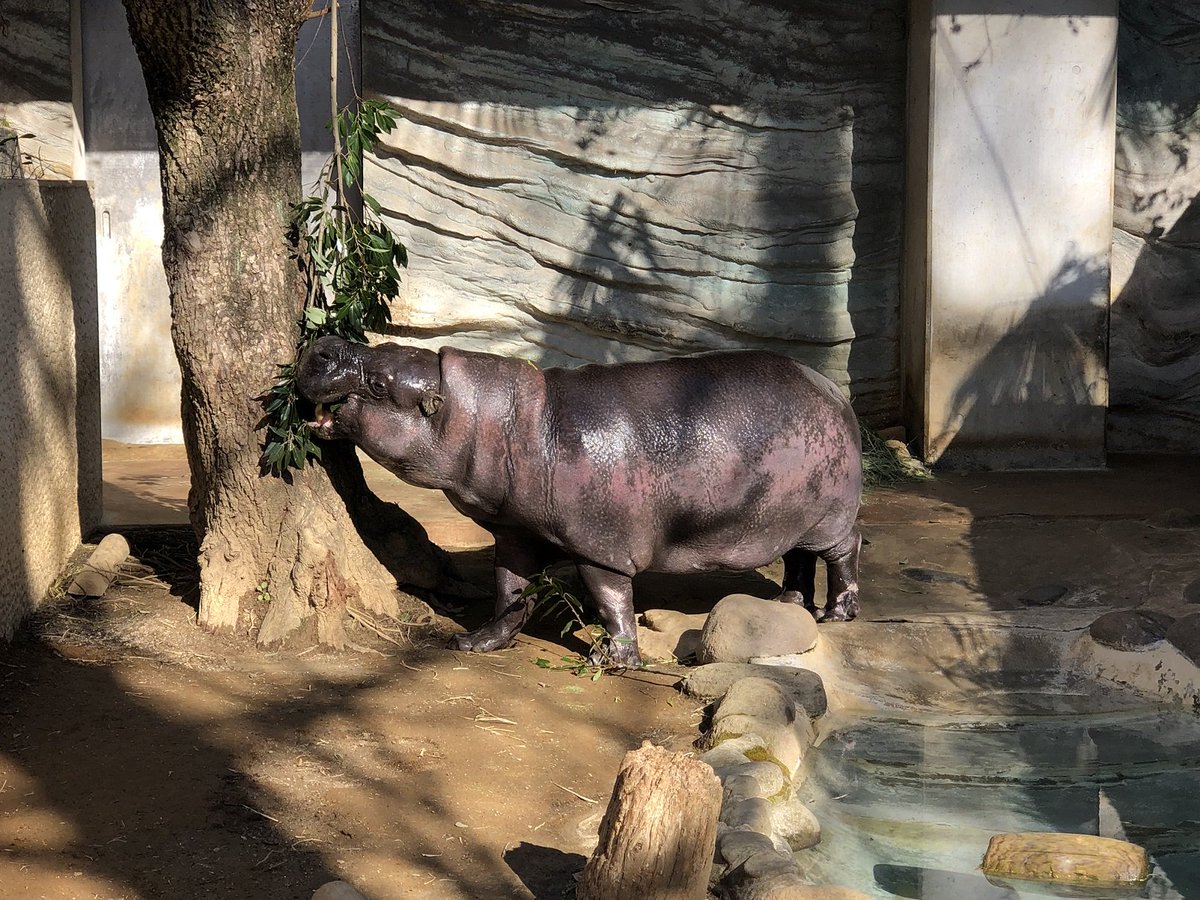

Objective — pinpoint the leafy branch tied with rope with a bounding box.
[259,98,408,474]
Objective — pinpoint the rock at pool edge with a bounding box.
[980,832,1149,885]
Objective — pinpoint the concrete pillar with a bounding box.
[903,1,1117,469]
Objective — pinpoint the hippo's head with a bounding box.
[295,336,444,458]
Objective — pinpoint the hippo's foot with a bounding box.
[774,589,821,620]
[448,622,519,653]
[588,635,641,670]
[817,596,860,623]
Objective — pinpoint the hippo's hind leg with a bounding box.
[448,531,550,654]
[575,563,640,668]
[777,548,819,618]
[817,528,862,623]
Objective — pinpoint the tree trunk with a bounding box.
[579,742,723,900]
[122,0,452,644]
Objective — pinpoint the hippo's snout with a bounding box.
[296,336,361,405]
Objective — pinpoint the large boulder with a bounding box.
[697,594,819,664]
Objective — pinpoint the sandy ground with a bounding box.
[3,444,1199,899]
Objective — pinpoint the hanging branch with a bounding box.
[258,1,407,475]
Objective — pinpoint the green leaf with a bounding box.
[304,306,327,327]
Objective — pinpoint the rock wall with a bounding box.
[0,181,101,638]
[363,0,906,423]
[0,3,79,179]
[1110,2,1200,452]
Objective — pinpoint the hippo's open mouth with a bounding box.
[306,399,347,436]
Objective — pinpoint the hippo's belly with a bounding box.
[538,449,853,576]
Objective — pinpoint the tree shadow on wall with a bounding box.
[929,249,1110,468]
[364,0,908,423]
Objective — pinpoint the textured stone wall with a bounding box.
[0,2,78,179]
[1110,2,1200,452]
[363,0,906,423]
[0,181,101,638]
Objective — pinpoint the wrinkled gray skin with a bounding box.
[296,336,863,667]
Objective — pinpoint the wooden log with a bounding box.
[66,533,131,598]
[578,741,722,900]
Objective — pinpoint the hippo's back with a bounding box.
[536,351,861,574]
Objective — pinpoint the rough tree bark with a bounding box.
[579,742,723,900]
[122,0,452,645]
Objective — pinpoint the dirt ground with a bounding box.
[3,446,1199,900]
[1,540,709,900]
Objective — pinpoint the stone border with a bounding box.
[682,661,867,899]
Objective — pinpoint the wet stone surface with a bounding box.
[801,704,1200,897]
[899,567,974,588]
[1184,577,1200,605]
[1089,609,1175,651]
[1167,613,1200,666]
[1019,583,1070,606]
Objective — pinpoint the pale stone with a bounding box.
[700,734,772,779]
[714,677,798,730]
[719,762,790,805]
[980,832,1149,885]
[711,713,805,776]
[682,662,827,717]
[718,829,777,869]
[636,608,706,662]
[770,799,821,851]
[363,1,907,424]
[724,850,872,900]
[312,882,368,900]
[905,5,1116,468]
[1109,2,1200,453]
[698,594,819,665]
[722,797,773,833]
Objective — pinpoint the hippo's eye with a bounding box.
[366,375,388,398]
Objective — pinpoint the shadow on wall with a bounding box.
[364,0,907,425]
[1108,0,1200,453]
[0,181,100,639]
[0,184,35,640]
[931,250,1110,468]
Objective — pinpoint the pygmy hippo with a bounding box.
[296,336,863,666]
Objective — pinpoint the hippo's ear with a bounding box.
[418,391,444,417]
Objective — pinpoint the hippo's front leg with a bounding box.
[449,532,545,653]
[576,563,640,668]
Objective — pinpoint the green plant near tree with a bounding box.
[260,100,408,474]
[523,571,636,678]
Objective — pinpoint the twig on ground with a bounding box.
[551,782,598,804]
